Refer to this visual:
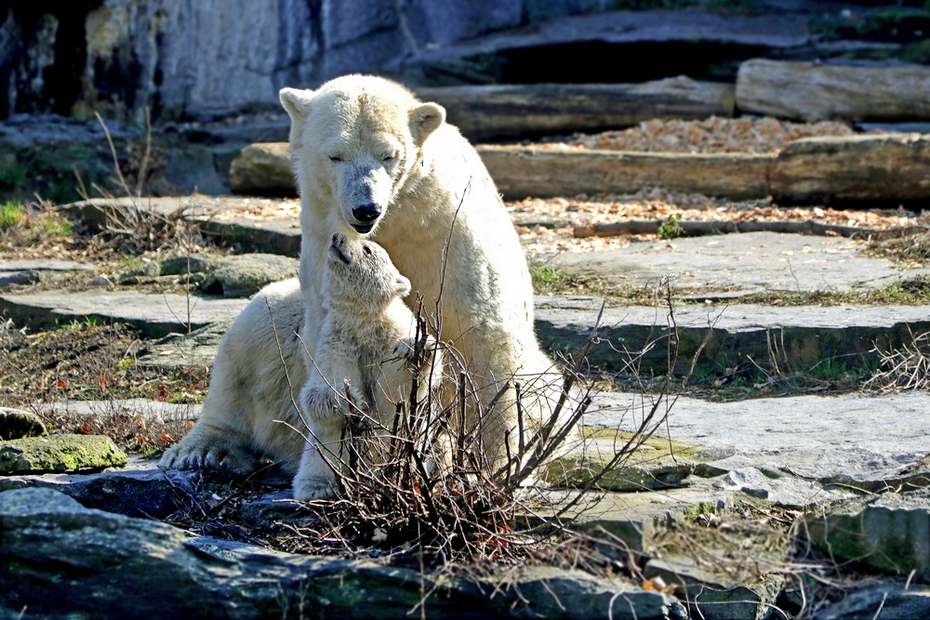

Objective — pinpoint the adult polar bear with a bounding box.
[285,75,565,468]
[162,75,564,487]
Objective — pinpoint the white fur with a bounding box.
[161,75,568,487]
[281,75,565,466]
[292,235,439,500]
[159,279,309,475]
[160,237,441,500]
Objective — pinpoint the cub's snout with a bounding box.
[329,233,351,265]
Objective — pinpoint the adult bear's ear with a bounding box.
[395,275,411,298]
[410,102,445,145]
[280,88,314,121]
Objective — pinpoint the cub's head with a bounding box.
[322,233,411,309]
[280,75,445,235]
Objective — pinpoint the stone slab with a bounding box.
[63,197,301,257]
[31,399,203,422]
[549,231,930,294]
[0,259,96,289]
[585,391,930,485]
[535,294,930,376]
[0,487,688,620]
[0,290,250,338]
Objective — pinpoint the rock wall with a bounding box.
[0,0,608,122]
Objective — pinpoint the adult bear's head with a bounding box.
[280,75,445,235]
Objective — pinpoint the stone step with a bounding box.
[537,296,930,378]
[4,284,928,380]
[0,290,249,338]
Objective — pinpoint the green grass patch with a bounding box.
[530,262,568,293]
[0,201,24,231]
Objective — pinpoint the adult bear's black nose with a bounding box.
[352,204,381,223]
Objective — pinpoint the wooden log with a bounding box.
[415,77,735,142]
[770,134,930,205]
[478,146,770,200]
[229,142,295,196]
[736,59,930,123]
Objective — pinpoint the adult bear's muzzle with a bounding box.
[351,204,381,233]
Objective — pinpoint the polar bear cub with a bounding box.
[159,235,441,500]
[293,233,442,500]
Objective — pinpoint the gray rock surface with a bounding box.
[549,232,929,294]
[0,259,95,289]
[0,290,249,337]
[535,294,930,376]
[199,254,298,297]
[805,488,930,578]
[586,392,930,485]
[812,586,930,620]
[713,467,855,508]
[643,557,784,620]
[0,487,688,620]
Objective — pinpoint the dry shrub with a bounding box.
[73,112,207,256]
[282,296,680,567]
[866,328,930,393]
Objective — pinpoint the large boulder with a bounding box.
[0,487,688,620]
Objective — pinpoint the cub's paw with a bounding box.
[302,385,347,420]
[293,478,337,501]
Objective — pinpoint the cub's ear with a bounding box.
[280,88,314,120]
[395,275,411,298]
[410,102,445,145]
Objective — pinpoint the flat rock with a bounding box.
[0,408,46,440]
[64,197,301,256]
[714,467,856,508]
[0,434,127,474]
[548,232,927,294]
[585,392,930,487]
[0,290,250,338]
[548,486,735,553]
[0,456,198,518]
[535,294,930,377]
[0,258,95,289]
[31,399,203,422]
[137,321,232,371]
[547,427,711,492]
[805,487,930,578]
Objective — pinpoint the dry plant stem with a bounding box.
[135,108,153,198]
[95,112,133,198]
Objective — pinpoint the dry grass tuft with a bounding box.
[866,328,930,393]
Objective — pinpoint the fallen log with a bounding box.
[415,77,735,141]
[770,133,930,205]
[573,219,929,239]
[736,59,930,123]
[479,146,770,200]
